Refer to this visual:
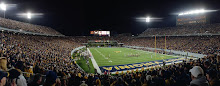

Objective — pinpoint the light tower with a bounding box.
[17,12,43,23]
[146,17,150,22]
[27,12,32,19]
[146,17,150,29]
[0,3,7,18]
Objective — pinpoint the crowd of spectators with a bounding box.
[71,36,115,44]
[0,24,220,85]
[139,23,220,36]
[115,35,220,55]
[0,32,83,86]
[0,17,62,35]
[1,42,220,86]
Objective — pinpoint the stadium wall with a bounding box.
[125,46,207,58]
[70,46,86,72]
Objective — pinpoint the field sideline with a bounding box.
[89,47,180,67]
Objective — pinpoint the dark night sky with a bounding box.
[3,0,220,36]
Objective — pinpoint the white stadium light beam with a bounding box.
[146,17,150,22]
[17,12,43,19]
[0,3,7,18]
[27,12,32,19]
[136,17,163,22]
[178,9,210,16]
[0,3,6,11]
[0,3,17,18]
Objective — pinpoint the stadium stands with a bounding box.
[0,32,81,79]
[0,17,62,35]
[115,36,220,55]
[139,23,220,36]
[1,21,220,86]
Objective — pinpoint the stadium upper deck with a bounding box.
[0,17,62,35]
[139,23,220,37]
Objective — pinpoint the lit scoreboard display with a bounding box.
[176,14,208,26]
[90,31,110,36]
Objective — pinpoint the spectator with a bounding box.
[0,71,7,86]
[24,63,33,83]
[189,66,209,86]
[206,69,220,86]
[8,69,26,86]
[28,73,42,86]
[44,71,58,86]
[204,61,214,72]
[0,57,7,71]
[80,81,88,86]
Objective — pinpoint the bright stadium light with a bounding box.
[0,3,6,11]
[178,9,207,16]
[146,17,150,22]
[17,12,43,19]
[136,16,162,29]
[27,12,32,19]
[17,12,43,23]
[136,17,162,22]
[0,2,6,18]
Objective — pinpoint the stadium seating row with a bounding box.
[139,23,220,36]
[0,17,62,35]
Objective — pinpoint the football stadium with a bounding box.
[89,47,183,72]
[1,0,220,86]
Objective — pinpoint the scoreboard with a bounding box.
[176,14,208,26]
[90,31,110,36]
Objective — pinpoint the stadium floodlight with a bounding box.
[0,3,6,18]
[136,16,163,29]
[17,12,43,20]
[178,9,207,16]
[27,12,32,19]
[136,17,162,22]
[0,3,6,11]
[146,17,150,22]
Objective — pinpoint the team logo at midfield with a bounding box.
[114,51,121,53]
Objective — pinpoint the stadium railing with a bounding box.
[70,46,87,72]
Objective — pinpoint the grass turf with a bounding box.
[76,56,95,73]
[89,47,180,66]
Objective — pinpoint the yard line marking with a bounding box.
[94,48,112,62]
[87,48,102,74]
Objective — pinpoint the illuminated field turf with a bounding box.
[89,47,180,67]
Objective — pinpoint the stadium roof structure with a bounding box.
[178,9,205,16]
[178,9,218,16]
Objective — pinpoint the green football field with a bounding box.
[89,47,180,66]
